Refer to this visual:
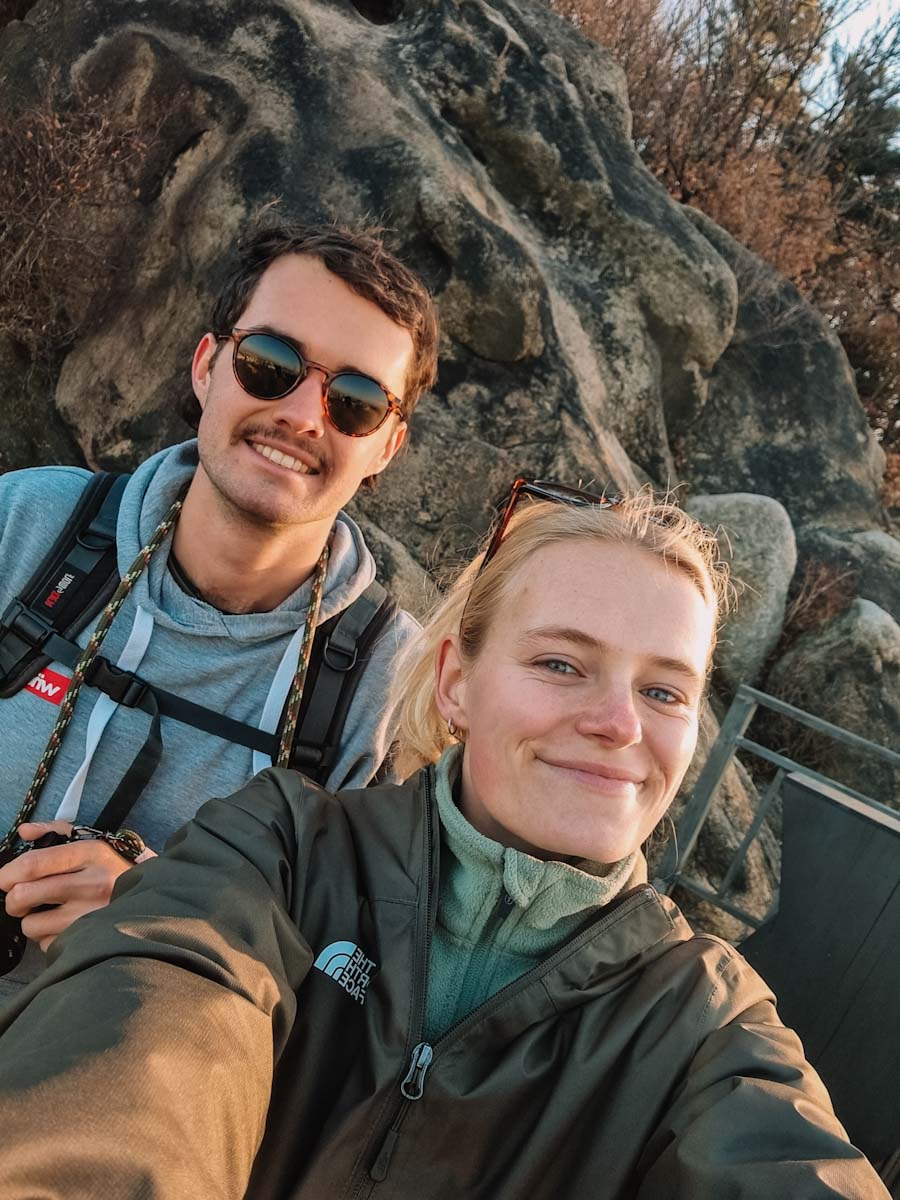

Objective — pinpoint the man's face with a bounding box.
[191,254,412,529]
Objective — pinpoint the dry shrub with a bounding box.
[551,0,846,288]
[681,153,837,283]
[0,79,156,356]
[882,452,900,509]
[781,559,857,640]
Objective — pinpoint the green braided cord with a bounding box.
[0,498,184,856]
[276,542,330,769]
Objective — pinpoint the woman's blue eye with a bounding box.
[539,658,576,674]
[645,686,678,704]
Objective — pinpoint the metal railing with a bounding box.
[655,684,900,930]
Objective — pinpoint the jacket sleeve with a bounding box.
[634,944,890,1199]
[0,769,315,1200]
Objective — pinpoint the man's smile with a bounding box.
[246,439,321,475]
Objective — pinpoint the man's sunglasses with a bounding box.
[218,329,404,438]
[478,477,621,576]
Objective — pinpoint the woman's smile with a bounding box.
[535,755,643,796]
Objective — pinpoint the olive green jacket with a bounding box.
[0,767,888,1199]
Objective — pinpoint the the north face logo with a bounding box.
[313,940,377,1006]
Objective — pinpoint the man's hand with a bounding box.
[0,820,156,952]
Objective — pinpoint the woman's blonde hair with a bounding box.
[390,490,730,780]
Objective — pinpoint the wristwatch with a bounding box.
[70,825,147,863]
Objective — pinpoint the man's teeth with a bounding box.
[250,442,316,474]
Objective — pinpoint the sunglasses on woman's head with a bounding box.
[479,477,622,576]
[218,329,404,438]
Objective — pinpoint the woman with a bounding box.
[0,480,887,1199]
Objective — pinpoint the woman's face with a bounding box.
[436,539,716,863]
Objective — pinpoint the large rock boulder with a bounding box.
[0,0,738,575]
[765,600,900,809]
[675,209,885,531]
[687,492,796,692]
[0,336,82,473]
[796,525,900,627]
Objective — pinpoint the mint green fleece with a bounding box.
[424,746,639,1042]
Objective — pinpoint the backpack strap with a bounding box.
[2,471,399,793]
[0,472,127,698]
[287,580,398,786]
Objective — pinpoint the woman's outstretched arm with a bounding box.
[635,941,890,1199]
[0,769,314,1200]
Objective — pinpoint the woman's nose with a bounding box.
[574,688,642,747]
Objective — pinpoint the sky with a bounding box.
[835,0,895,48]
[818,0,898,123]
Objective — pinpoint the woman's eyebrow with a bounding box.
[518,626,703,686]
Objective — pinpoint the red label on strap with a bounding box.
[25,667,71,706]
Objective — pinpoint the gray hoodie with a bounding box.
[0,440,418,996]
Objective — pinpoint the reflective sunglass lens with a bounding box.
[234,334,302,399]
[326,373,391,436]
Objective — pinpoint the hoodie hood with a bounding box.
[119,440,378,638]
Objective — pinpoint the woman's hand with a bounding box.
[0,820,157,952]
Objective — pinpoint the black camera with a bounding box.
[0,831,69,978]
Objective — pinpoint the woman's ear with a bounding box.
[435,635,467,734]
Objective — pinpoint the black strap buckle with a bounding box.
[3,601,54,650]
[290,742,326,768]
[83,658,149,708]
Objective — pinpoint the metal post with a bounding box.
[657,685,758,894]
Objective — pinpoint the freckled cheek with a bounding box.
[462,676,542,792]
[468,675,549,752]
[655,722,699,797]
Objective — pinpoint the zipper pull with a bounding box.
[370,1043,434,1181]
[400,1041,433,1100]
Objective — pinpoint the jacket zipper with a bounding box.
[350,768,438,1199]
[368,1042,434,1181]
[365,870,655,1185]
[368,889,516,1183]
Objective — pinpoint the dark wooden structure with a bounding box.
[741,775,900,1163]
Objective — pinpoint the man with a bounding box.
[0,220,438,998]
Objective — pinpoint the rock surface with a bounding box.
[664,705,780,943]
[687,492,796,692]
[796,525,900,626]
[765,600,900,809]
[0,0,739,544]
[675,209,885,531]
